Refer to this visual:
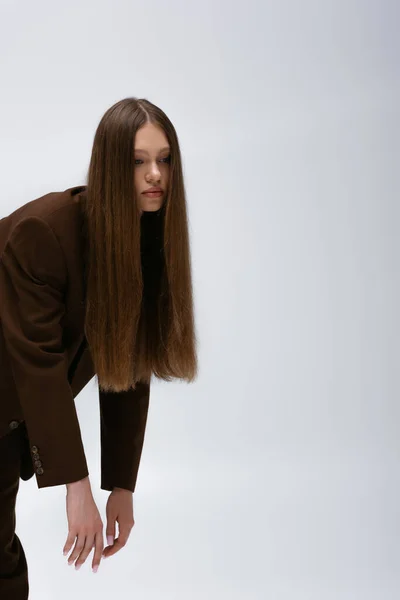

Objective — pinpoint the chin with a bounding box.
[141,199,164,212]
[141,206,162,214]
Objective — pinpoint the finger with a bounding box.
[118,524,132,548]
[105,521,116,547]
[74,533,95,569]
[67,535,86,565]
[103,527,132,558]
[63,530,77,556]
[103,537,124,558]
[92,531,104,572]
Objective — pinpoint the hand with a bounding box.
[102,487,134,559]
[63,477,104,573]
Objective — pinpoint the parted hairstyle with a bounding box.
[81,97,198,392]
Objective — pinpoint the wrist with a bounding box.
[66,476,90,490]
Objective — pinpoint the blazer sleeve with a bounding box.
[99,381,150,493]
[0,216,89,488]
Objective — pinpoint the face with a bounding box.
[134,122,171,213]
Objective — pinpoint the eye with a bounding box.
[134,155,171,165]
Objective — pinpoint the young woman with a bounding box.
[0,97,198,597]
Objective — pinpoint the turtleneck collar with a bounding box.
[141,205,163,218]
[140,205,164,255]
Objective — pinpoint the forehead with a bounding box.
[134,145,170,154]
[134,123,169,153]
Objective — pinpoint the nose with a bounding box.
[147,163,161,180]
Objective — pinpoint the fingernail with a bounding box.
[75,564,82,571]
[107,535,114,546]
[92,566,98,573]
[63,550,68,556]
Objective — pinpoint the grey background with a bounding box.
[0,0,398,598]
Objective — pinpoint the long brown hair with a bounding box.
[81,97,198,392]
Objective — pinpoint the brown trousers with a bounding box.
[0,423,30,599]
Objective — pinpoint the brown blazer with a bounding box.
[0,185,150,493]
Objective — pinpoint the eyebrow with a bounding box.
[134,146,170,154]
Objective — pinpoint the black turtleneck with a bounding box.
[140,207,163,251]
[140,207,164,302]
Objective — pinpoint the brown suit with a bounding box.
[0,185,150,493]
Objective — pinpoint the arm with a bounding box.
[0,216,89,488]
[99,381,150,493]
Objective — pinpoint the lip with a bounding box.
[143,187,163,193]
[143,192,163,199]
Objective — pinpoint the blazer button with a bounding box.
[34,460,42,468]
[31,446,38,453]
[32,453,40,461]
[9,420,19,430]
[36,468,44,475]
